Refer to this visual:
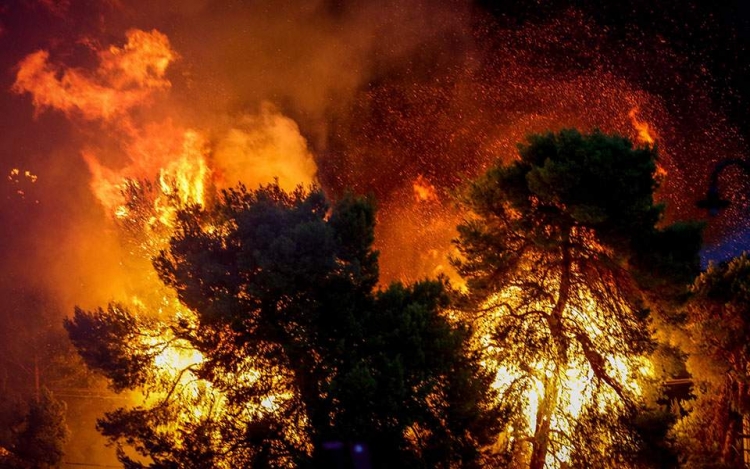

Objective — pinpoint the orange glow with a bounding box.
[212,104,318,192]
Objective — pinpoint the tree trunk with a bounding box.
[530,234,572,469]
[529,372,561,469]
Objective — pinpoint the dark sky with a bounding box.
[484,0,750,135]
[476,0,750,264]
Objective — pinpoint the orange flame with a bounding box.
[412,175,438,202]
[628,107,656,146]
[628,107,668,178]
[13,29,175,121]
[83,126,210,226]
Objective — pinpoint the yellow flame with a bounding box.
[481,288,652,467]
[153,341,205,382]
[160,131,209,205]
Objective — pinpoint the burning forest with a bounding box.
[1,0,750,468]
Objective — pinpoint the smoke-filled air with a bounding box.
[1,1,750,468]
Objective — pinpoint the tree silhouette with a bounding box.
[66,184,501,468]
[0,388,69,469]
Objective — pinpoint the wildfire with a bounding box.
[13,28,317,234]
[12,27,208,229]
[11,27,315,460]
[11,26,324,445]
[7,9,708,466]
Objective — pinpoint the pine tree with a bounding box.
[66,183,501,468]
[453,129,701,468]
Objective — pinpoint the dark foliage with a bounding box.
[66,183,501,468]
[0,388,69,469]
[676,253,750,468]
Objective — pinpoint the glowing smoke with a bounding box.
[13,29,174,122]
